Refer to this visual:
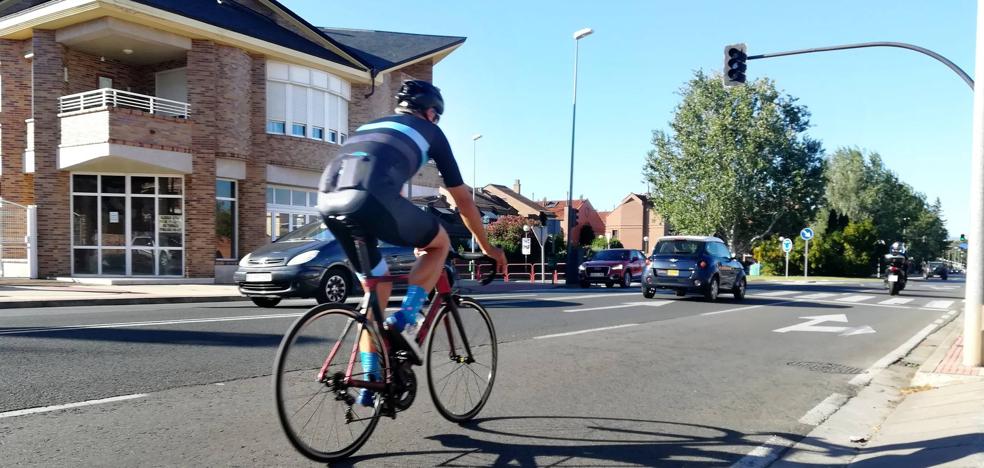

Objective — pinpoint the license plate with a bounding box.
[887,274,899,282]
[667,269,679,277]
[590,273,604,277]
[246,272,272,282]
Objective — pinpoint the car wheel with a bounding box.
[316,267,351,304]
[731,277,746,300]
[642,287,656,299]
[703,276,720,302]
[251,297,281,308]
[621,273,632,288]
[579,280,590,289]
[675,289,686,297]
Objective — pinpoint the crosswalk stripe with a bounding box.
[836,295,875,303]
[756,291,798,297]
[879,298,913,305]
[795,293,838,300]
[925,300,954,309]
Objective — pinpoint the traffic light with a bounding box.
[539,211,548,226]
[723,43,747,86]
[960,234,967,242]
[570,207,579,226]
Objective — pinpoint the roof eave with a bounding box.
[377,39,465,77]
[259,0,370,70]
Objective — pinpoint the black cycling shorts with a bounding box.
[320,190,441,275]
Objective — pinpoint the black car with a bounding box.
[922,261,949,280]
[234,221,455,307]
[641,236,747,301]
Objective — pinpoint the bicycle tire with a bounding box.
[273,304,386,461]
[425,297,497,422]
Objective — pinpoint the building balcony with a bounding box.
[57,89,192,174]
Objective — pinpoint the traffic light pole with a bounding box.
[965,3,984,366]
[745,41,973,90]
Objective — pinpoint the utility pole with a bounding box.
[965,0,984,366]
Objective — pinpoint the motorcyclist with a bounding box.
[885,241,908,285]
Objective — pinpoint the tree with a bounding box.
[578,225,596,246]
[644,71,825,255]
[590,237,623,251]
[486,215,539,260]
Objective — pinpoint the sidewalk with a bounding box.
[0,279,243,308]
[773,311,984,467]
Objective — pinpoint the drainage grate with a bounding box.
[787,361,865,375]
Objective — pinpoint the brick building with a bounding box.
[0,0,463,280]
[604,193,670,252]
[542,198,606,245]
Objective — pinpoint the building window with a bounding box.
[266,184,320,241]
[267,120,286,134]
[339,133,347,145]
[291,123,306,137]
[328,130,338,144]
[216,180,237,260]
[71,174,184,276]
[266,61,350,141]
[312,127,325,140]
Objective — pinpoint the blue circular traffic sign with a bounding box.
[782,238,793,253]
[800,227,814,241]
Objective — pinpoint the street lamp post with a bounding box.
[564,27,594,286]
[471,134,482,254]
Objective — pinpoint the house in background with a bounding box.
[604,193,669,253]
[542,198,606,245]
[482,180,561,236]
[0,0,463,281]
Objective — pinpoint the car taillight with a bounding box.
[699,260,708,269]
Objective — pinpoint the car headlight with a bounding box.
[612,264,624,270]
[238,253,251,267]
[287,250,319,266]
[578,264,586,271]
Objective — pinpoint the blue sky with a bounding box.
[287,0,975,238]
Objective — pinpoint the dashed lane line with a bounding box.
[563,300,671,313]
[878,298,913,305]
[924,300,955,309]
[0,394,147,419]
[533,323,638,340]
[835,295,875,303]
[754,290,799,297]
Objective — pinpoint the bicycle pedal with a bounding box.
[384,328,422,366]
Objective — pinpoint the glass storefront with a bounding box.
[71,174,184,276]
[266,185,319,241]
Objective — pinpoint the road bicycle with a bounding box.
[273,234,498,462]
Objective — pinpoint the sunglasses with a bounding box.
[431,112,441,124]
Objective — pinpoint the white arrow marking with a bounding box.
[841,325,877,336]
[773,314,849,334]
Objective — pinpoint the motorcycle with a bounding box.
[884,253,908,296]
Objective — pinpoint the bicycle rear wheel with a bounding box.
[273,304,385,462]
[426,297,497,422]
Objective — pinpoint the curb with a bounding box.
[0,295,249,309]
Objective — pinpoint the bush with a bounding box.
[590,237,623,251]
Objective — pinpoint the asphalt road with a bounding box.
[0,276,966,466]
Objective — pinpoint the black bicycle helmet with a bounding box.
[395,80,444,116]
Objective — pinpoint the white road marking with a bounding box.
[795,292,838,300]
[754,291,798,297]
[849,319,946,387]
[563,301,670,313]
[773,314,849,334]
[699,300,798,316]
[798,393,849,426]
[533,323,638,340]
[0,394,147,419]
[0,313,305,336]
[541,292,636,302]
[469,293,540,300]
[836,295,874,303]
[878,298,913,305]
[924,300,954,309]
[730,435,797,468]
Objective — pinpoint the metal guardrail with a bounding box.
[59,88,190,118]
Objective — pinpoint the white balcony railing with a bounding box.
[59,88,190,118]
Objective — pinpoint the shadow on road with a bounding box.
[0,327,296,348]
[332,414,981,467]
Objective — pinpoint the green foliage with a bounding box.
[644,71,825,255]
[487,215,539,259]
[589,237,624,251]
[754,220,881,277]
[578,225,596,246]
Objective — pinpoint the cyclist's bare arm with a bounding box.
[446,185,507,273]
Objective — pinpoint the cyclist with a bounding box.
[317,80,506,406]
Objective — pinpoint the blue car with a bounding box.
[641,236,747,301]
[234,221,456,307]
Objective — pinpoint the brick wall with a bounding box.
[239,54,269,256]
[64,49,142,95]
[32,29,70,277]
[215,45,251,157]
[185,39,218,277]
[0,38,33,205]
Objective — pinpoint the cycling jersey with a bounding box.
[318,114,464,274]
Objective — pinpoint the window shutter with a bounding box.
[291,84,307,125]
[267,82,286,121]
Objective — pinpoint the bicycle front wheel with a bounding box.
[273,304,385,462]
[426,297,497,422]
